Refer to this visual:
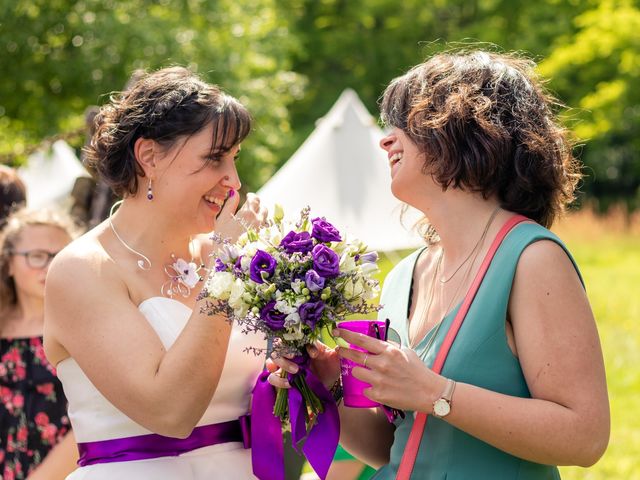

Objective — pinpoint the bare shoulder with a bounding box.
[510,236,590,335]
[45,227,128,331]
[47,229,121,295]
[515,238,580,287]
[45,228,129,364]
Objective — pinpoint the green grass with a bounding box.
[557,234,640,479]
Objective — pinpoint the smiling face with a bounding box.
[380,127,434,208]
[9,225,72,300]
[151,121,242,235]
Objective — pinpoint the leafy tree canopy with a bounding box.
[0,0,305,190]
[1,0,638,208]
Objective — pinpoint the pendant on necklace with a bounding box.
[162,255,205,298]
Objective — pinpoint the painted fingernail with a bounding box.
[228,189,235,198]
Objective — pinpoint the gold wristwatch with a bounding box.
[432,378,456,418]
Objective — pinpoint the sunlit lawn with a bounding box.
[553,210,640,479]
[314,209,640,479]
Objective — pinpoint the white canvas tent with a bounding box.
[258,89,423,252]
[19,140,90,209]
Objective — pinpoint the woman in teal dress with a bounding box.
[269,50,610,479]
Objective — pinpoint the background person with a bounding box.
[0,208,78,480]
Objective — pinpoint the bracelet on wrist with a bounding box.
[329,378,343,404]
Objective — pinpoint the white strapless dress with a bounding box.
[56,297,265,479]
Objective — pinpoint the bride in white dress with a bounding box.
[44,67,268,479]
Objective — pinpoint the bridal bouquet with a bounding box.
[203,205,380,479]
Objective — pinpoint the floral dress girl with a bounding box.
[0,336,71,480]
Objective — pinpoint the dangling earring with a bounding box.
[147,178,154,201]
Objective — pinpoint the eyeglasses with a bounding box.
[12,249,60,269]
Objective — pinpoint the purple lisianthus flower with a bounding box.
[234,255,244,272]
[305,269,325,292]
[214,258,227,272]
[311,217,342,243]
[312,244,340,278]
[280,230,314,254]
[249,250,276,283]
[298,300,325,330]
[357,251,379,264]
[260,301,286,330]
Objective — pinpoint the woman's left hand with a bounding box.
[334,327,447,413]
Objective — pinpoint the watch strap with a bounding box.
[441,378,455,402]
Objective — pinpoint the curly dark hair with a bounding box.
[84,67,252,197]
[380,50,581,228]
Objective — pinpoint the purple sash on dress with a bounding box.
[77,416,251,466]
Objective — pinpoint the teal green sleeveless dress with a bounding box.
[372,223,581,479]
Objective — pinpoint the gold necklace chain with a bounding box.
[439,205,501,284]
[410,206,502,355]
[409,248,443,348]
[418,242,479,360]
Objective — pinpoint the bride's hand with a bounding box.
[267,341,341,390]
[215,192,268,242]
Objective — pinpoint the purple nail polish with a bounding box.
[228,189,235,198]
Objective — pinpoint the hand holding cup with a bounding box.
[334,324,446,413]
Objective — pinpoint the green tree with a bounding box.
[0,0,305,190]
[539,0,640,211]
[284,0,592,161]
[2,0,638,208]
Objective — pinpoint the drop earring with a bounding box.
[147,178,154,201]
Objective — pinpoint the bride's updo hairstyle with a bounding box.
[380,50,581,228]
[84,66,252,197]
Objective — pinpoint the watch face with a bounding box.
[433,399,450,417]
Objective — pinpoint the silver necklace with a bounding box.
[109,200,205,298]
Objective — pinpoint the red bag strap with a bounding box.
[395,215,528,480]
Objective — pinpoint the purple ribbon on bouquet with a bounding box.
[251,355,340,480]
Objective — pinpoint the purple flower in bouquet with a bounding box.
[357,251,379,264]
[280,230,314,254]
[250,250,276,283]
[260,301,287,330]
[304,269,325,292]
[298,300,325,330]
[204,204,383,472]
[312,244,340,278]
[214,258,227,272]
[311,217,342,243]
[234,255,244,272]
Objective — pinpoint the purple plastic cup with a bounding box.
[339,320,387,408]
